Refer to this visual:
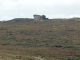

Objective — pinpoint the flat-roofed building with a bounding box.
[33,15,43,20]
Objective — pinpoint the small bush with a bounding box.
[53,44,63,47]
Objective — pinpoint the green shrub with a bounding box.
[53,44,63,47]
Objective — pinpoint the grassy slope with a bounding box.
[0,19,80,60]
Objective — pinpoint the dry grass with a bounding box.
[0,19,80,60]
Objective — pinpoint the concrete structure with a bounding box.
[33,15,43,20]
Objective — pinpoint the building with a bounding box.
[33,15,43,20]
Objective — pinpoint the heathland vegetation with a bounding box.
[0,18,80,60]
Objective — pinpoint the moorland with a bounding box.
[0,18,80,60]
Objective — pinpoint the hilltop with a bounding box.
[0,18,80,60]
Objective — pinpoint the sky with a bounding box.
[0,0,80,21]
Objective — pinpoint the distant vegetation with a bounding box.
[7,18,34,23]
[0,18,80,60]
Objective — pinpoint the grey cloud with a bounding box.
[0,0,80,20]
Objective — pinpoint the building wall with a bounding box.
[34,15,42,20]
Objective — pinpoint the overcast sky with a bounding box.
[0,0,80,21]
